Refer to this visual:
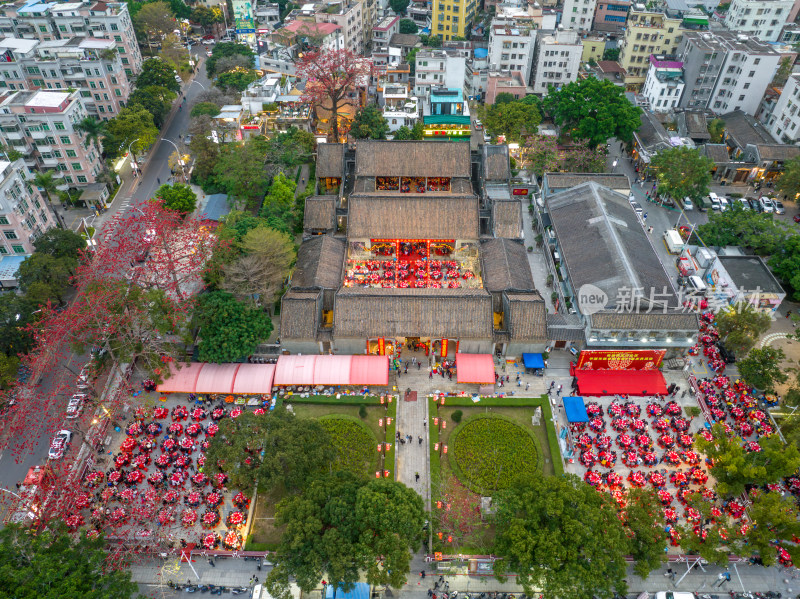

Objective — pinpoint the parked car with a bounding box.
[718,196,730,212]
[759,196,775,213]
[794,213,800,223]
[48,430,72,460]
[184,134,193,145]
[680,197,694,211]
[630,200,644,216]
[748,197,762,212]
[474,119,483,130]
[734,197,750,210]
[66,394,87,419]
[483,132,491,143]
[774,200,786,215]
[206,50,213,56]
[202,34,215,40]
[202,38,215,45]
[708,192,721,211]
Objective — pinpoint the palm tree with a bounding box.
[75,116,106,156]
[33,170,59,208]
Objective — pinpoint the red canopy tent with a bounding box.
[232,364,276,395]
[350,355,389,386]
[455,353,495,384]
[273,355,390,386]
[156,362,205,393]
[576,369,668,397]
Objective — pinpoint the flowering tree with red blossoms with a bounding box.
[433,474,488,552]
[296,49,372,142]
[0,201,220,567]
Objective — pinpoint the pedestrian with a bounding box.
[396,431,401,440]
[429,370,433,380]
[423,418,427,427]
[517,378,522,387]
[714,572,726,587]
[643,212,648,220]
[648,226,654,234]
[404,364,408,374]
[417,361,421,370]
[428,589,434,597]
[787,309,792,318]
[557,384,563,396]
[208,558,215,567]
[664,568,673,579]
[549,381,555,391]
[525,382,530,391]
[419,436,423,444]
[420,570,425,579]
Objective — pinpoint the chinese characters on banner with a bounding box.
[576,349,666,370]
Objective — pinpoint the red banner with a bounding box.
[441,338,448,357]
[576,349,665,371]
[512,188,529,196]
[378,338,385,356]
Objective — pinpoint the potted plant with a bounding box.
[546,274,554,287]
[527,245,534,253]
[550,292,558,304]
[535,234,543,248]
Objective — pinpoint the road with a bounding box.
[0,53,211,516]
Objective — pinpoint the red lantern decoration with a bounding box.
[379,418,384,427]
[434,443,440,450]
[376,471,381,478]
[442,420,446,429]
[443,445,448,454]
[433,417,439,425]
[377,444,383,452]
[383,470,389,478]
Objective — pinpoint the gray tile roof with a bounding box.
[483,144,510,181]
[316,143,344,178]
[481,238,534,291]
[303,195,336,231]
[291,236,346,290]
[544,173,631,193]
[546,182,677,311]
[589,311,699,332]
[719,110,775,149]
[492,200,523,239]
[355,140,472,178]
[717,255,785,295]
[348,195,479,239]
[506,292,547,341]
[280,291,321,340]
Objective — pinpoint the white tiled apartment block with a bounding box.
[0,90,103,186]
[562,0,598,32]
[0,36,133,119]
[0,1,142,77]
[531,29,582,95]
[0,158,56,255]
[414,49,467,99]
[488,20,537,84]
[723,0,793,43]
[765,73,800,144]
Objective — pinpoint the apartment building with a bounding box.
[488,20,536,83]
[414,49,466,98]
[764,73,800,143]
[0,90,103,187]
[0,158,56,255]
[593,0,631,32]
[254,1,281,28]
[382,83,419,131]
[618,9,683,87]
[431,0,477,40]
[372,15,399,65]
[531,29,582,95]
[314,1,365,54]
[641,55,685,113]
[408,0,431,29]
[723,0,793,43]
[0,1,142,77]
[562,0,598,32]
[0,36,132,119]
[677,30,781,116]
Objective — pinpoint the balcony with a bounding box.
[29,130,48,140]
[41,157,60,167]
[3,130,22,140]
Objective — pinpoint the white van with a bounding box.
[655,592,696,599]
[708,192,721,211]
[686,275,707,296]
[663,229,684,254]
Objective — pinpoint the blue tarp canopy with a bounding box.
[522,353,544,369]
[563,396,589,423]
[325,583,370,599]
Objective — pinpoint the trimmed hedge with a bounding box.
[318,415,379,475]
[450,414,542,495]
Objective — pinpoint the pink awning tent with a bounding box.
[350,355,389,385]
[313,355,353,385]
[273,355,318,386]
[232,363,276,395]
[455,353,496,384]
[195,363,240,394]
[156,362,205,393]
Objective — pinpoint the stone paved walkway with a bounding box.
[395,380,430,510]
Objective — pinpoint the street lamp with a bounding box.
[160,138,187,181]
[219,2,230,33]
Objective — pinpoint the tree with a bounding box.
[744,491,800,567]
[542,78,642,147]
[133,1,176,54]
[494,92,515,105]
[33,228,86,268]
[399,18,418,33]
[214,54,255,75]
[160,32,190,75]
[222,226,295,307]
[776,155,800,201]
[135,57,181,92]
[521,135,559,176]
[736,346,789,392]
[104,106,160,159]
[650,146,713,204]
[708,118,725,143]
[0,523,138,598]
[695,208,787,255]
[350,104,390,140]
[769,234,800,299]
[16,254,72,304]
[389,0,410,14]
[206,42,255,77]
[432,473,488,552]
[773,55,794,87]
[562,138,607,172]
[32,170,59,209]
[407,47,419,74]
[603,47,620,61]
[188,115,220,185]
[420,34,442,48]
[75,116,106,157]
[191,101,221,117]
[266,472,425,599]
[0,293,36,356]
[493,474,629,599]
[215,68,260,92]
[296,49,372,142]
[480,99,541,142]
[128,85,177,128]
[212,139,270,209]
[192,5,221,30]
[0,352,19,390]
[624,487,668,578]
[1,144,23,161]
[258,173,298,232]
[675,491,737,566]
[696,422,800,496]
[267,127,316,167]
[155,182,197,214]
[204,408,331,493]
[394,121,424,140]
[193,290,273,362]
[714,304,773,356]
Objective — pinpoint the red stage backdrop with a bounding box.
[576,349,665,370]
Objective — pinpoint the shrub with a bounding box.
[319,416,378,474]
[451,415,540,494]
[358,404,368,419]
[451,409,463,423]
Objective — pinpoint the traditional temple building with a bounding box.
[281,140,547,359]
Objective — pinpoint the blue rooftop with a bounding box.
[0,255,28,282]
[201,193,231,222]
[19,2,53,13]
[474,48,488,58]
[431,88,464,104]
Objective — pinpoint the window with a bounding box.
[77,175,87,183]
[3,231,18,239]
[12,245,24,254]
[748,71,755,77]
[114,88,121,96]
[71,162,81,170]
[0,216,8,225]
[54,121,65,130]
[0,247,6,255]
[60,136,70,144]
[66,149,76,157]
